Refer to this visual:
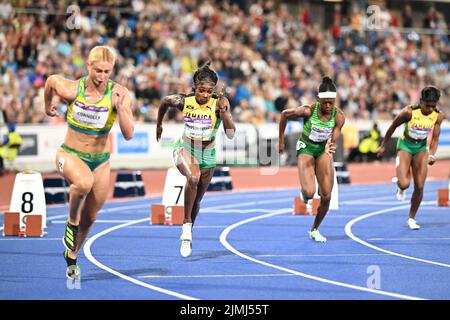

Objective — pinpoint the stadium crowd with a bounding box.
[0,0,449,126]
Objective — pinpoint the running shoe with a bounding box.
[407,218,420,230]
[396,188,406,201]
[64,249,80,280]
[309,229,327,242]
[63,221,79,252]
[180,223,192,257]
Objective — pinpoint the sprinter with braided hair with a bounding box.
[157,62,236,257]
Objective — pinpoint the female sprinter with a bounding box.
[156,62,235,257]
[377,85,445,230]
[44,46,134,279]
[279,76,345,242]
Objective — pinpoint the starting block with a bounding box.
[7,170,46,237]
[293,197,319,215]
[438,188,449,207]
[151,204,184,225]
[150,168,186,225]
[2,212,20,236]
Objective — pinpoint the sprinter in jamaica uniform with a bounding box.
[156,62,236,257]
[44,46,134,280]
[279,76,345,242]
[377,86,445,230]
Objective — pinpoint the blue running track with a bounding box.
[0,181,449,300]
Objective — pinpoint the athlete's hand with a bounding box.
[156,124,163,142]
[217,84,228,114]
[45,96,60,117]
[325,139,336,157]
[278,140,285,154]
[428,154,436,165]
[112,85,127,110]
[376,145,385,158]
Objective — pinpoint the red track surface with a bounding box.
[1,160,449,210]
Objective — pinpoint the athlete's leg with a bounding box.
[174,147,201,223]
[297,154,316,203]
[191,167,215,225]
[56,148,94,226]
[67,161,110,260]
[312,152,334,231]
[409,151,428,220]
[396,150,413,190]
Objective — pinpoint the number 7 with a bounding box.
[174,185,183,204]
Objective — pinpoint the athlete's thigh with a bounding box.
[315,153,334,197]
[396,150,413,182]
[82,161,111,216]
[411,151,428,188]
[55,148,93,185]
[174,147,200,178]
[298,154,316,194]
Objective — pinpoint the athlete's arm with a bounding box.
[377,106,412,157]
[217,86,235,139]
[156,94,185,142]
[326,108,346,156]
[428,112,445,165]
[44,75,78,117]
[112,84,134,141]
[278,105,312,154]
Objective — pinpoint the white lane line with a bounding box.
[126,225,228,229]
[256,253,391,258]
[219,208,424,300]
[345,203,450,269]
[368,238,450,241]
[52,220,135,224]
[139,273,295,279]
[83,217,198,300]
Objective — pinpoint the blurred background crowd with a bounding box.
[0,0,449,126]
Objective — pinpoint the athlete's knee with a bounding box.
[187,172,201,187]
[302,190,315,201]
[413,184,424,194]
[71,177,94,195]
[397,180,410,191]
[320,192,332,202]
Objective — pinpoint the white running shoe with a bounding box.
[396,188,406,201]
[407,218,420,230]
[180,223,193,257]
[309,229,327,242]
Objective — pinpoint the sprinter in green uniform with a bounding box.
[279,76,345,242]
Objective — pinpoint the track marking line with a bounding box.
[83,217,198,300]
[368,237,450,241]
[139,273,295,279]
[220,208,424,300]
[345,202,450,269]
[256,253,391,257]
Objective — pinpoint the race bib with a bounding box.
[72,101,109,129]
[308,126,332,142]
[408,125,431,141]
[184,116,213,140]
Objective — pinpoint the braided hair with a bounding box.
[193,61,218,85]
[420,85,440,103]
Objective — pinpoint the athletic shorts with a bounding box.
[396,137,428,156]
[296,137,327,159]
[173,138,216,169]
[61,144,110,171]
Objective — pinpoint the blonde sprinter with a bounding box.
[44,46,134,280]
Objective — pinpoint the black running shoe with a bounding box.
[63,221,78,252]
[64,249,80,280]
